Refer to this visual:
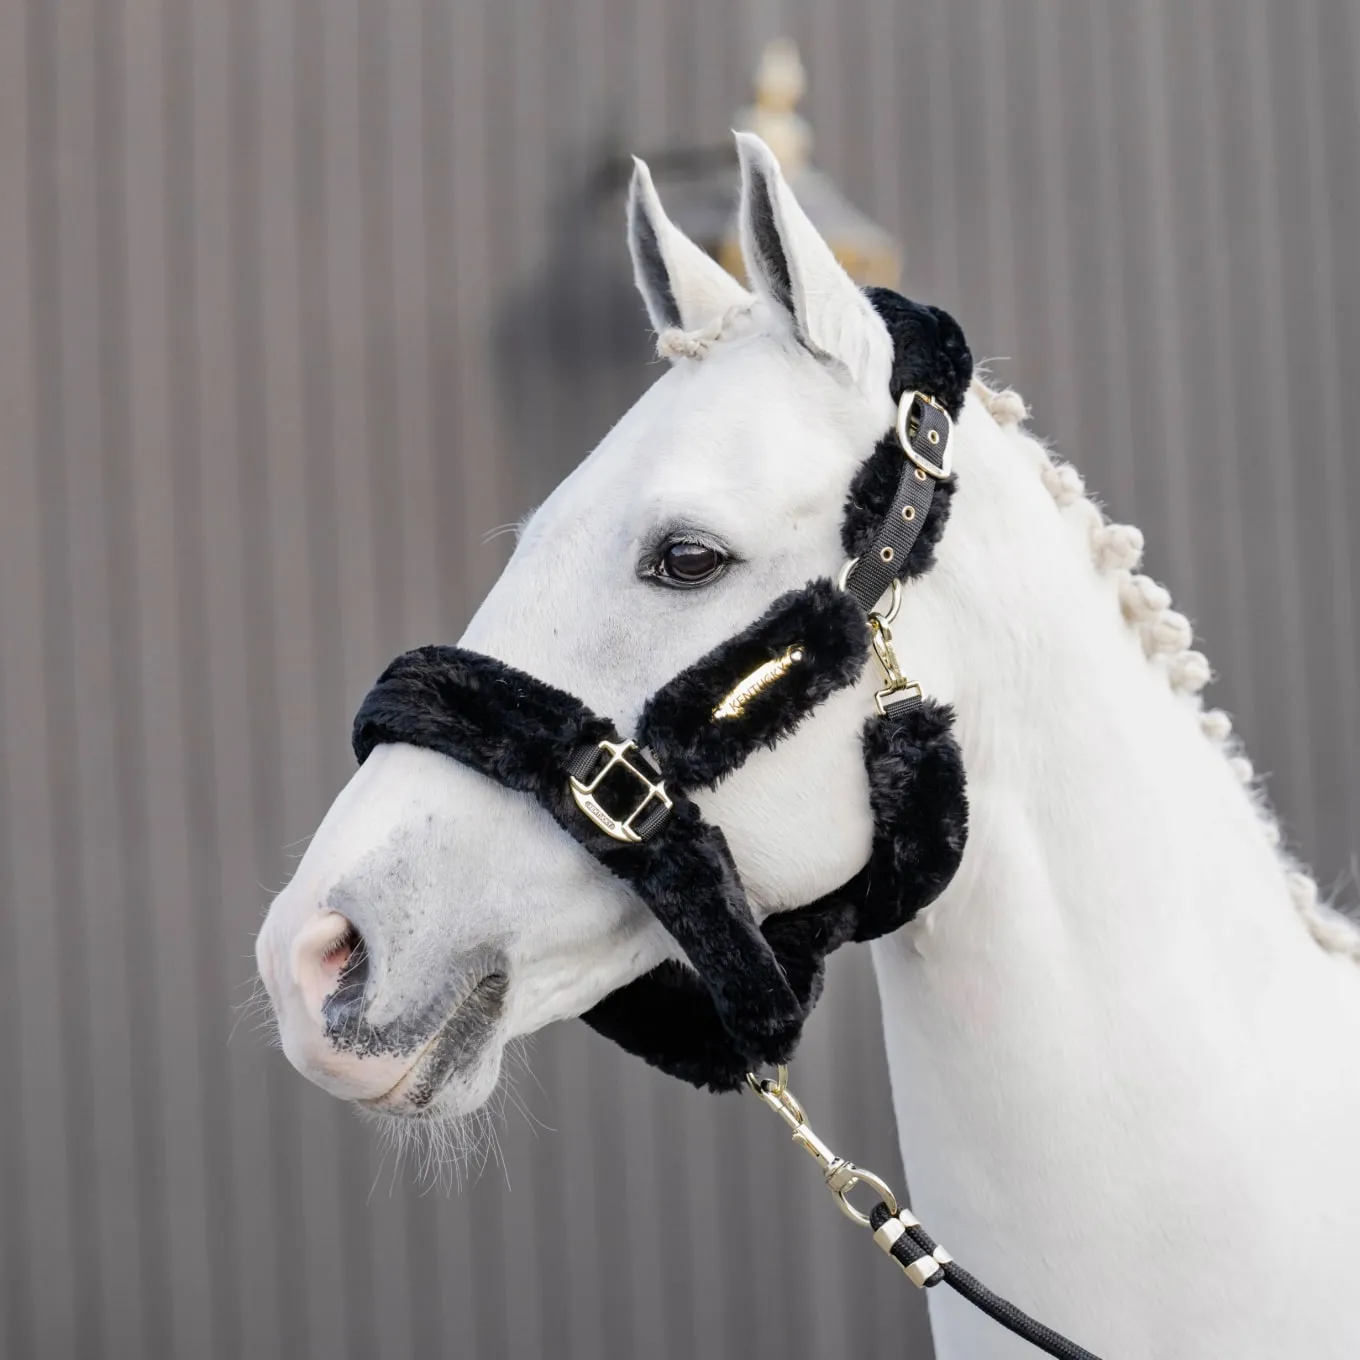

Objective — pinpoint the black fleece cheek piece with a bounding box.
[638,578,869,788]
[842,440,957,571]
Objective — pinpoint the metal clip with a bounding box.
[868,616,923,717]
[746,1067,899,1227]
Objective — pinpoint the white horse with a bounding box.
[256,133,1360,1358]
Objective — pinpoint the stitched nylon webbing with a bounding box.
[843,398,951,613]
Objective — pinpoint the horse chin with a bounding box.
[359,1041,506,1122]
[357,972,510,1120]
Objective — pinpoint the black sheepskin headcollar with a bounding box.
[349,284,973,1092]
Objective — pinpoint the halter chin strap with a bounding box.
[351,287,974,1090]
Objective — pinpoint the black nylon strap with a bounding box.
[843,397,952,613]
[866,1204,1104,1360]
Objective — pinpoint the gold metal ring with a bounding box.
[746,1066,808,1128]
[837,558,902,624]
[832,1165,899,1227]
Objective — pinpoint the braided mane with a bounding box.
[973,377,1360,963]
[645,299,1357,963]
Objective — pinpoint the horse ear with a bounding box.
[735,132,892,400]
[627,158,751,341]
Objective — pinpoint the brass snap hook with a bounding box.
[867,615,923,717]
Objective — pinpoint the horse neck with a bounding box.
[867,392,1360,1357]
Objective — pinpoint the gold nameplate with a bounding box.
[712,645,805,721]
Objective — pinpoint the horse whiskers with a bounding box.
[355,1043,546,1194]
[481,511,536,547]
[229,974,280,1047]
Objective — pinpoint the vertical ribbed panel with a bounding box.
[0,3,1356,1357]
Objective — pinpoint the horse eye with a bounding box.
[656,541,726,586]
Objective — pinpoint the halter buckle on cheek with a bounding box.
[568,738,674,844]
[897,390,953,479]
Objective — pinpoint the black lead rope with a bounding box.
[751,1067,1105,1360]
[866,1203,1103,1360]
[352,287,1101,1359]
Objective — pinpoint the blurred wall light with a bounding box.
[597,39,902,288]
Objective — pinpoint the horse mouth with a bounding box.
[359,971,509,1115]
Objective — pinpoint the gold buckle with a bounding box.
[896,390,953,479]
[568,739,673,844]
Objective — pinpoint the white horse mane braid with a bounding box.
[656,302,757,360]
[972,375,1360,963]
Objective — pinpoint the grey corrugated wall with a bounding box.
[1,2,1356,1357]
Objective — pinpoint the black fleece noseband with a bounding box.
[352,289,973,1091]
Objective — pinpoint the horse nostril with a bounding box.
[320,919,360,984]
[292,911,369,1018]
[324,922,369,1011]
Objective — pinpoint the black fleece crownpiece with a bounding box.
[864,287,972,417]
[351,286,972,1091]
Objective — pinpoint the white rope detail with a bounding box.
[656,303,754,361]
[1042,463,1086,505]
[1121,573,1172,622]
[981,384,1358,961]
[1093,523,1145,572]
[980,385,1029,427]
[1168,650,1212,694]
[1200,709,1233,743]
[1144,610,1194,657]
[1289,871,1360,960]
